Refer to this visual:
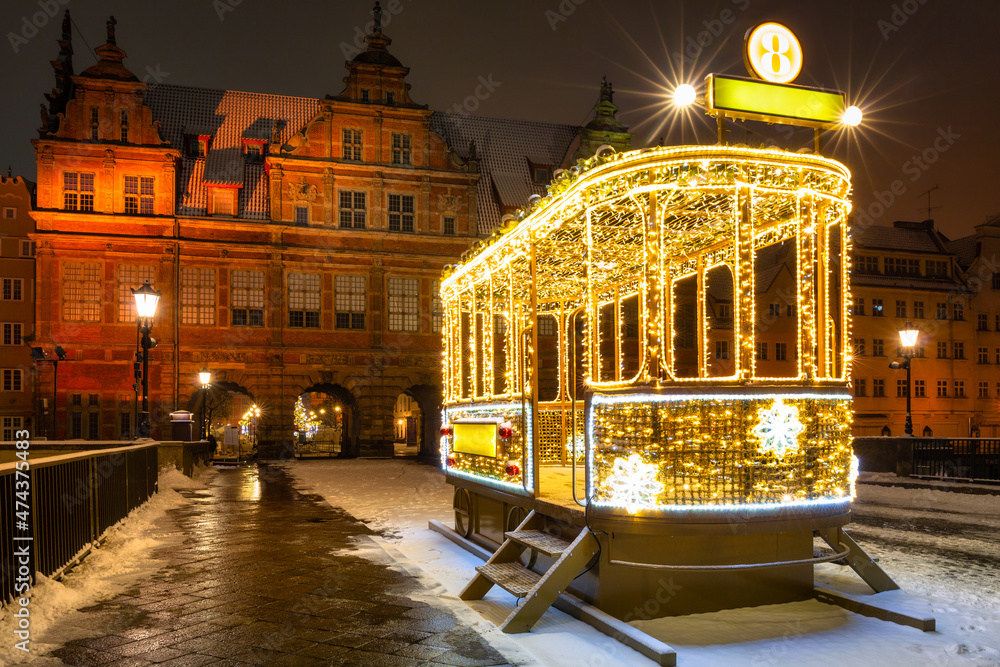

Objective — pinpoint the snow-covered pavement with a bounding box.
[279,458,1000,667]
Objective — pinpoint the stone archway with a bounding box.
[401,383,442,459]
[185,380,255,442]
[300,382,361,458]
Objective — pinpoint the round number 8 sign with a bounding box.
[744,22,803,84]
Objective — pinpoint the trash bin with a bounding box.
[170,411,195,441]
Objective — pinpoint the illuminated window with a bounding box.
[872,299,884,316]
[288,273,321,328]
[64,172,95,211]
[117,265,155,322]
[872,379,885,397]
[914,380,925,398]
[211,189,235,216]
[339,191,366,228]
[181,267,216,325]
[63,262,101,322]
[2,369,22,392]
[343,128,362,161]
[231,270,265,326]
[335,275,365,330]
[912,301,924,319]
[124,175,154,215]
[391,133,411,165]
[2,278,23,301]
[388,194,414,232]
[1,323,21,346]
[388,277,419,332]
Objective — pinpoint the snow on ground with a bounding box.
[0,466,214,665]
[281,458,1000,667]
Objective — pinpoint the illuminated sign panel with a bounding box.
[744,22,803,84]
[453,421,498,457]
[706,74,846,129]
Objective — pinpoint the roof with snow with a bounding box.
[853,221,948,254]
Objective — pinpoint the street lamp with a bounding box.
[198,367,211,440]
[890,321,920,436]
[131,280,161,438]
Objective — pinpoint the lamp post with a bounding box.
[198,368,211,440]
[131,280,161,439]
[890,321,920,436]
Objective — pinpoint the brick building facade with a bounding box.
[26,12,631,454]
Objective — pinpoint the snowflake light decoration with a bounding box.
[753,399,803,458]
[601,453,664,514]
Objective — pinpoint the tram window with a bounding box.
[829,223,843,378]
[493,315,507,395]
[754,241,797,379]
[461,311,472,398]
[621,294,641,379]
[598,302,616,381]
[475,313,485,397]
[537,314,559,401]
[672,275,698,378]
[706,265,735,378]
[571,311,586,397]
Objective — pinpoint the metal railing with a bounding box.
[911,438,1000,482]
[0,442,159,604]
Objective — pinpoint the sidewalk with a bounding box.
[49,463,513,666]
[859,471,1000,495]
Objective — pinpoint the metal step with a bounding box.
[504,530,571,557]
[476,562,542,598]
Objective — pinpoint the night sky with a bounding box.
[1,0,998,240]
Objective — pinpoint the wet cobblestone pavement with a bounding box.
[51,464,513,666]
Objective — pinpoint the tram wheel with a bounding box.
[505,505,527,532]
[453,487,472,538]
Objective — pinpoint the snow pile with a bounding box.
[0,465,208,663]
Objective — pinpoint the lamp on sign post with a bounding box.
[198,368,211,440]
[889,321,920,436]
[131,280,161,438]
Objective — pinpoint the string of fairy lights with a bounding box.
[439,145,856,512]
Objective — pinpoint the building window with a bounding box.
[854,379,866,397]
[335,275,366,330]
[2,369,23,391]
[979,347,989,364]
[63,262,101,322]
[775,342,787,361]
[2,207,14,219]
[388,194,415,232]
[853,338,865,356]
[954,380,966,398]
[124,175,154,215]
[443,216,455,235]
[2,416,24,442]
[388,278,419,332]
[896,379,907,398]
[181,268,216,325]
[854,255,879,274]
[718,303,732,319]
[90,107,99,141]
[716,340,729,360]
[187,135,210,157]
[979,381,989,398]
[913,301,924,319]
[884,258,920,276]
[117,265,155,322]
[70,411,82,439]
[1,323,22,346]
[63,172,95,211]
[210,188,236,216]
[360,88,370,102]
[786,304,794,317]
[19,240,35,257]
[2,278,22,301]
[937,342,947,358]
[953,303,964,321]
[895,300,906,318]
[768,303,781,318]
[538,317,557,337]
[533,167,551,184]
[853,298,865,316]
[339,191,366,229]
[432,280,443,333]
[914,379,925,398]
[385,91,396,105]
[872,339,884,357]
[119,412,131,440]
[926,260,948,278]
[872,299,884,316]
[391,133,412,165]
[294,206,309,225]
[343,128,362,161]
[953,342,965,359]
[120,109,129,142]
[755,342,768,361]
[872,379,885,397]
[87,412,100,440]
[288,273,321,328]
[231,270,265,326]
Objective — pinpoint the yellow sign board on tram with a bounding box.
[453,421,498,458]
[706,74,846,128]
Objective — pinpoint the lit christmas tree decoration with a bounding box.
[601,453,664,514]
[753,399,805,458]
